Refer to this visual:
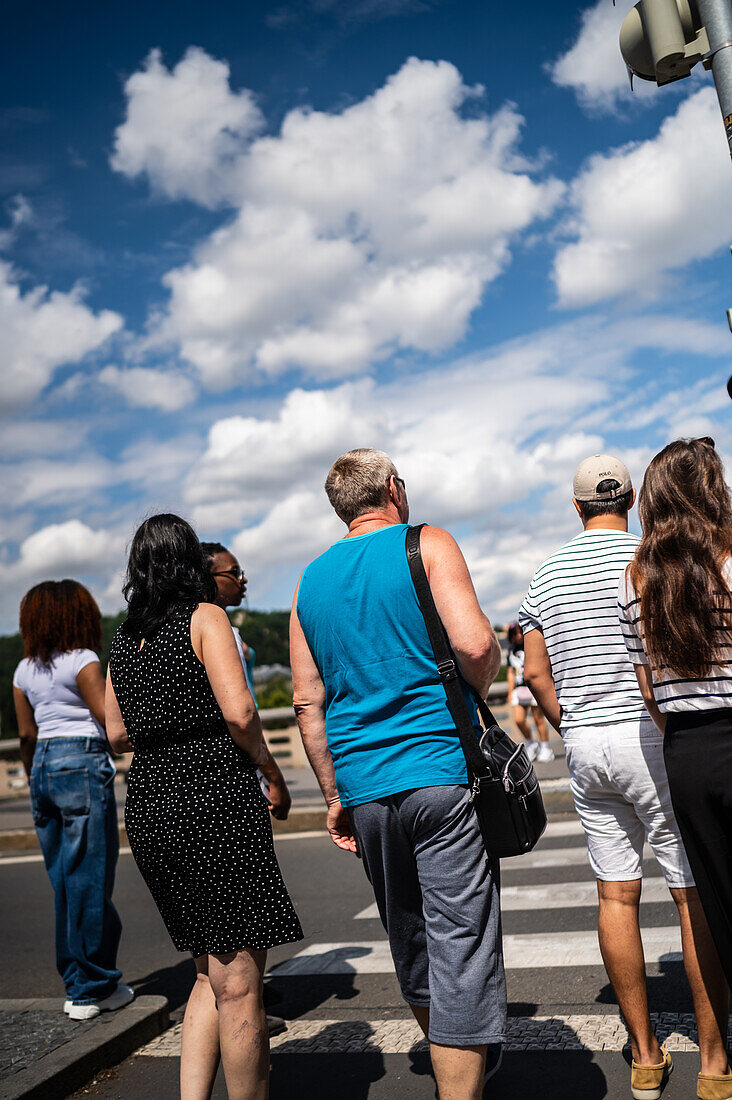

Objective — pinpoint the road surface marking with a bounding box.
[274,830,329,841]
[270,925,682,976]
[353,876,672,919]
[0,847,133,867]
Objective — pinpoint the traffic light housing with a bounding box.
[620,0,711,85]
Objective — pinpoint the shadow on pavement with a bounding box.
[490,1049,608,1097]
[129,957,196,1012]
[407,1016,608,1098]
[271,1047,385,1099]
[596,958,691,1014]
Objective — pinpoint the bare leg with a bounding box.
[671,886,730,1076]
[409,1004,487,1099]
[430,1043,487,1100]
[180,955,220,1100]
[512,706,531,741]
[597,880,662,1065]
[208,949,269,1100]
[532,707,549,744]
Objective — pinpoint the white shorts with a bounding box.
[563,720,694,887]
[510,687,537,708]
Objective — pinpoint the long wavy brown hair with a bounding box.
[19,580,102,665]
[629,439,732,679]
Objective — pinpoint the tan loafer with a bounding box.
[631,1046,673,1100]
[698,1070,732,1099]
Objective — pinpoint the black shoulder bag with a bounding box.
[406,524,547,859]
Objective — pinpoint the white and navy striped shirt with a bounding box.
[519,529,647,732]
[618,563,732,713]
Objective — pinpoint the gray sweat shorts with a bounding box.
[348,784,507,1047]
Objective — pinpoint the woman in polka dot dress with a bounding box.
[106,514,302,1100]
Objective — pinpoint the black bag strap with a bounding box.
[405,524,498,779]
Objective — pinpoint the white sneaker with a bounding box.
[97,982,135,1012]
[524,740,539,761]
[67,1002,101,1020]
[537,743,555,763]
[65,982,134,1020]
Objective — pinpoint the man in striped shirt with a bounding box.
[520,454,717,1100]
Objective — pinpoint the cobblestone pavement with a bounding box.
[138,1010,721,1058]
[0,1003,83,1074]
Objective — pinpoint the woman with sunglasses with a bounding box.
[619,439,732,1100]
[200,544,292,835]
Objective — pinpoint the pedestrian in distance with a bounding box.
[107,514,302,1100]
[12,580,132,1020]
[506,621,553,763]
[521,454,728,1100]
[619,437,732,1100]
[201,538,292,1040]
[290,448,506,1100]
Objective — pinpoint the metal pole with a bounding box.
[696,0,732,156]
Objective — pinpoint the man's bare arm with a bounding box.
[290,584,357,854]
[421,526,501,698]
[523,628,562,732]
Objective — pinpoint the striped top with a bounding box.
[618,562,732,713]
[519,529,646,731]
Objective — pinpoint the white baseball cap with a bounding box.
[573,454,632,502]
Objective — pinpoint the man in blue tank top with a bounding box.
[291,448,506,1098]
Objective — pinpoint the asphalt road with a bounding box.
[0,815,719,1099]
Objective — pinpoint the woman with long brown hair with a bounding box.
[619,438,732,1100]
[13,580,132,1020]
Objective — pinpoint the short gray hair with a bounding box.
[325,449,399,525]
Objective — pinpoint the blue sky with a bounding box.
[1,0,731,633]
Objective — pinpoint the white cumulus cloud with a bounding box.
[550,0,641,111]
[553,88,732,307]
[112,47,263,207]
[182,308,730,610]
[0,260,123,410]
[98,365,196,410]
[114,52,563,386]
[0,520,127,630]
[11,520,121,577]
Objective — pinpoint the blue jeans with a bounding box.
[30,738,122,1003]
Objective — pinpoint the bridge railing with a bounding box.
[0,682,511,765]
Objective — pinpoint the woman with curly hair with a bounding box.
[619,438,732,1100]
[13,580,132,1020]
[106,514,301,1100]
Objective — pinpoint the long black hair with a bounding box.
[122,513,216,639]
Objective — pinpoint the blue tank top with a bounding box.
[297,523,479,807]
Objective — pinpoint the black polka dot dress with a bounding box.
[109,604,303,957]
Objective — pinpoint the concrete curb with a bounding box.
[0,996,169,1100]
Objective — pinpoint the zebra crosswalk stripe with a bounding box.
[354,875,671,919]
[270,924,682,976]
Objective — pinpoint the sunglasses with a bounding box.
[211,566,246,581]
[694,437,716,449]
